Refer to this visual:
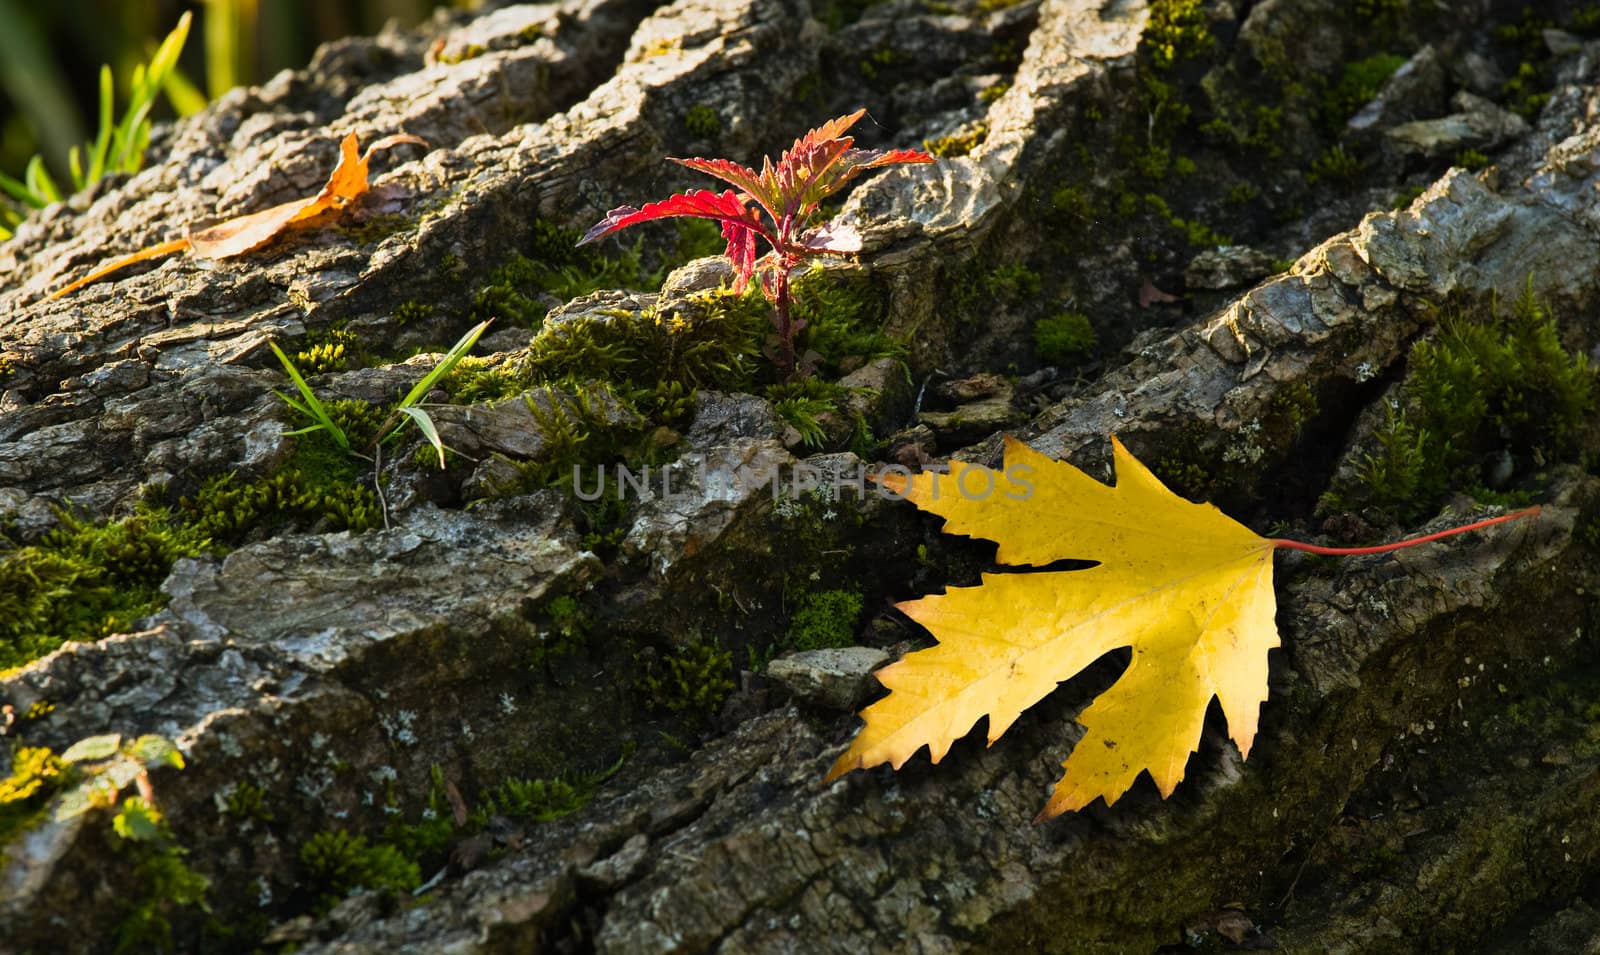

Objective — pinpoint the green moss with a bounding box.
[524,287,767,412]
[769,379,842,449]
[1307,145,1363,187]
[979,80,1010,104]
[1502,61,1551,119]
[786,589,864,651]
[437,42,486,65]
[1034,312,1097,365]
[298,829,420,912]
[985,263,1042,303]
[219,781,273,823]
[529,594,589,666]
[1324,53,1407,127]
[1270,380,1321,437]
[1146,0,1215,70]
[394,301,434,326]
[1455,148,1490,171]
[858,47,901,81]
[0,746,67,846]
[790,268,900,374]
[0,507,211,671]
[474,751,626,825]
[1143,193,1232,247]
[683,104,722,138]
[293,326,359,375]
[816,0,886,30]
[636,639,734,716]
[1328,283,1595,519]
[437,354,524,404]
[923,122,988,158]
[183,447,382,544]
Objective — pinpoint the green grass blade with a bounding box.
[269,342,349,450]
[397,320,492,409]
[162,65,207,117]
[0,169,42,208]
[24,157,60,204]
[86,65,115,186]
[396,406,448,468]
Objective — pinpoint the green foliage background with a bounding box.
[0,0,459,186]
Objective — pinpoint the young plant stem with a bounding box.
[774,272,795,379]
[1272,505,1541,555]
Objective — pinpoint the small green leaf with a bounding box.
[112,796,163,842]
[131,734,184,770]
[61,733,122,764]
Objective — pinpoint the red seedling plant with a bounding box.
[578,109,933,377]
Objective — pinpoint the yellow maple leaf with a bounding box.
[826,435,1538,818]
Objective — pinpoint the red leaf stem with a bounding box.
[1272,506,1541,556]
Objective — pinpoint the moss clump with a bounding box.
[394,301,434,326]
[473,750,626,825]
[790,268,900,374]
[1146,0,1215,69]
[0,508,211,671]
[437,354,525,404]
[219,781,273,823]
[525,287,768,418]
[469,219,670,329]
[1307,145,1363,187]
[1034,312,1097,365]
[0,746,67,845]
[1329,285,1594,520]
[923,122,988,158]
[769,379,843,449]
[1501,61,1551,119]
[858,47,901,81]
[683,104,722,138]
[293,326,359,375]
[1455,148,1490,171]
[1323,53,1407,126]
[979,81,1010,104]
[182,452,382,544]
[786,589,864,651]
[298,829,420,912]
[528,594,589,666]
[637,640,735,716]
[0,428,384,671]
[1270,380,1321,437]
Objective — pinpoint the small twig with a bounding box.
[373,442,391,531]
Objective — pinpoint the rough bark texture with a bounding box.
[4,0,1600,952]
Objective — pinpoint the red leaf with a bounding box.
[669,157,780,222]
[576,189,773,247]
[722,219,760,292]
[800,147,934,210]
